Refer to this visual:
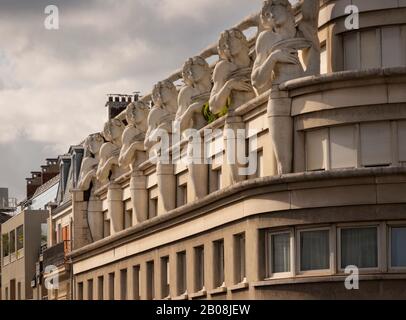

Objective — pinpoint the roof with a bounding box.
[32,174,60,199]
[0,212,11,224]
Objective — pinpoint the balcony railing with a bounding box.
[42,240,71,268]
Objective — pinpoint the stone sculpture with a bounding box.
[209,28,256,114]
[97,118,125,234]
[175,56,212,200]
[144,80,178,213]
[118,101,149,224]
[251,0,320,175]
[77,133,105,241]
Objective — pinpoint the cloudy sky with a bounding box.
[0,0,264,201]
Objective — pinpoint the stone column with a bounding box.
[156,162,176,214]
[130,170,148,224]
[71,190,92,248]
[87,195,103,241]
[268,87,293,175]
[107,183,124,235]
[223,114,246,187]
[187,137,208,201]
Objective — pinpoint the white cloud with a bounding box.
[0,0,263,200]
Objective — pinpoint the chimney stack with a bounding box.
[26,172,42,199]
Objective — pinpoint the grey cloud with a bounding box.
[0,0,263,202]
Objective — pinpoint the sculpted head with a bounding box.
[103,118,125,143]
[260,0,275,30]
[84,133,104,157]
[182,56,211,87]
[217,28,249,62]
[126,101,149,129]
[152,80,178,111]
[268,0,294,28]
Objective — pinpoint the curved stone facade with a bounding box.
[65,1,406,300]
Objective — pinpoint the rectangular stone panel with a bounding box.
[382,26,402,68]
[398,120,406,162]
[360,122,391,166]
[360,28,381,69]
[306,129,328,171]
[330,125,357,169]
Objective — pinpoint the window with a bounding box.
[320,42,327,74]
[62,225,70,253]
[16,226,24,251]
[161,257,170,298]
[120,269,127,300]
[104,213,111,238]
[57,224,62,243]
[148,190,158,219]
[176,183,187,207]
[125,209,133,229]
[267,232,291,276]
[17,282,21,300]
[340,227,378,269]
[2,233,9,257]
[97,276,104,300]
[10,230,15,254]
[87,279,94,300]
[299,229,330,272]
[133,265,140,300]
[390,227,406,268]
[194,246,205,292]
[213,240,225,288]
[177,251,187,295]
[108,273,115,300]
[77,282,84,300]
[146,261,155,300]
[41,224,48,245]
[234,233,246,283]
[209,168,222,192]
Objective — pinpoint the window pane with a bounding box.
[16,226,24,251]
[341,227,378,269]
[270,233,290,274]
[10,230,16,254]
[300,230,330,271]
[391,227,406,267]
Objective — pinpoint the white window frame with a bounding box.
[265,229,295,279]
[296,226,334,276]
[337,223,381,274]
[387,222,406,272]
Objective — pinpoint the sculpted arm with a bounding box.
[119,130,145,167]
[251,32,281,92]
[77,159,98,190]
[96,144,118,182]
[209,63,232,114]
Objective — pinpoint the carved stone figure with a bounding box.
[119,101,149,224]
[175,56,212,135]
[251,0,320,175]
[77,133,105,242]
[144,80,178,213]
[77,133,104,191]
[175,56,212,200]
[97,118,125,234]
[144,80,178,152]
[119,101,149,170]
[97,119,125,184]
[209,28,256,115]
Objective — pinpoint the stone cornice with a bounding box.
[68,166,406,262]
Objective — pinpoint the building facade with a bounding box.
[64,0,406,300]
[2,0,406,300]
